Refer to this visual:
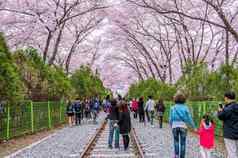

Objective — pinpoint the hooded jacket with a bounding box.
[218,102,238,140]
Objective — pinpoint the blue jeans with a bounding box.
[92,110,97,124]
[172,128,187,158]
[108,120,119,148]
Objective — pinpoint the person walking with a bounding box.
[92,97,100,124]
[103,95,111,113]
[81,99,86,121]
[66,100,74,127]
[118,100,131,151]
[84,99,91,122]
[198,113,215,158]
[169,93,196,158]
[138,97,145,123]
[132,98,138,119]
[145,96,155,126]
[156,99,166,128]
[108,99,120,149]
[114,95,123,146]
[218,91,238,158]
[74,99,82,125]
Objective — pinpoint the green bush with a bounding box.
[70,66,107,99]
[0,33,25,103]
[127,78,176,100]
[176,62,238,100]
[13,48,72,101]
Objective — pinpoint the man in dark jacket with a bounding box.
[108,99,119,149]
[74,99,82,125]
[138,97,145,123]
[92,97,100,124]
[218,91,238,158]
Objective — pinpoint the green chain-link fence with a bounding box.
[163,101,223,137]
[0,100,66,141]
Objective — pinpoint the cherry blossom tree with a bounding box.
[0,0,107,65]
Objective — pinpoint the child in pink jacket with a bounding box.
[199,113,215,158]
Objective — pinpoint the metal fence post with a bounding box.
[198,103,202,118]
[6,105,10,140]
[48,101,52,129]
[30,101,34,133]
[59,100,62,123]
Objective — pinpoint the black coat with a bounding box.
[218,102,238,140]
[138,100,144,114]
[156,103,165,113]
[108,105,119,120]
[118,111,131,134]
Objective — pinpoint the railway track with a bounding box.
[80,120,145,158]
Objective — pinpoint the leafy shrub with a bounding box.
[70,66,107,99]
[127,78,176,100]
[0,33,25,103]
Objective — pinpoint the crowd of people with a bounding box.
[66,96,101,126]
[66,91,238,158]
[130,96,166,128]
[129,92,238,158]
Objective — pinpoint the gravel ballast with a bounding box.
[7,113,225,158]
[7,113,106,158]
[132,118,225,158]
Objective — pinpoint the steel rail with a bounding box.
[80,120,107,158]
[130,127,145,158]
[80,120,145,158]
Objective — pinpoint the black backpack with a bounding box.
[67,104,74,114]
[74,102,81,113]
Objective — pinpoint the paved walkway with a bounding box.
[132,118,225,158]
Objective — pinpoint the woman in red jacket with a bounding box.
[132,98,138,119]
[198,113,215,158]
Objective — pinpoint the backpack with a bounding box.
[157,103,165,112]
[74,102,81,113]
[85,103,90,111]
[104,100,111,113]
[67,104,74,114]
[105,100,111,108]
[94,100,99,110]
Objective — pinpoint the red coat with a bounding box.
[131,100,138,111]
[199,120,215,149]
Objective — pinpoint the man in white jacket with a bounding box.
[145,96,155,126]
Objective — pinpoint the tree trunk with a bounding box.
[43,31,53,63]
[225,30,229,66]
[49,23,66,65]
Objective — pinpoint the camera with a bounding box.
[219,103,223,109]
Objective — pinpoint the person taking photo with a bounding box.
[218,91,238,158]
